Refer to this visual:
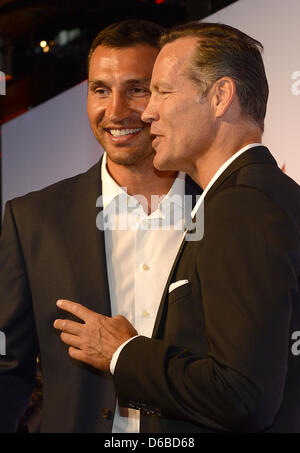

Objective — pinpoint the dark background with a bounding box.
[0,0,238,125]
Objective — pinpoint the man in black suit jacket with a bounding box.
[0,20,202,433]
[55,23,300,432]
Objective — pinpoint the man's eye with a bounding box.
[95,88,110,96]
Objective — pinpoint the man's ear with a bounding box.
[213,77,236,118]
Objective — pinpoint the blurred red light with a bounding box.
[155,0,165,4]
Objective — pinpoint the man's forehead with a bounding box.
[152,37,198,84]
[89,44,158,79]
[158,36,198,64]
[90,44,158,65]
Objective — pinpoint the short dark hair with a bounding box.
[160,22,269,131]
[88,20,164,71]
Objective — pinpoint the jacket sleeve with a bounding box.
[0,201,38,432]
[113,187,300,432]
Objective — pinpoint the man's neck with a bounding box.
[190,125,262,190]
[106,154,177,215]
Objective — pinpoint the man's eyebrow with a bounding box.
[88,79,107,89]
[88,77,151,87]
[126,77,151,84]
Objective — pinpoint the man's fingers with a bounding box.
[68,347,82,361]
[53,318,82,335]
[56,299,92,321]
[60,332,81,349]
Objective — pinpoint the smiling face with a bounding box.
[142,37,216,173]
[87,44,159,167]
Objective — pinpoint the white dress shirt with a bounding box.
[101,152,186,433]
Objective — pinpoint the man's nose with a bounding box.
[141,99,158,124]
[106,93,131,122]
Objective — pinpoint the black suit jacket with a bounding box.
[0,158,201,433]
[113,146,300,433]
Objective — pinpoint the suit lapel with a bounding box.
[58,158,112,316]
[205,146,277,203]
[152,174,203,338]
[152,146,277,339]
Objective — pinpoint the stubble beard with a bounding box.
[107,147,155,167]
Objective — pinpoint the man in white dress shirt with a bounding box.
[84,19,198,433]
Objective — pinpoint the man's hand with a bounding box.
[53,300,138,372]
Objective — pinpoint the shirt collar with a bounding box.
[101,151,186,215]
[191,143,262,218]
[101,152,126,209]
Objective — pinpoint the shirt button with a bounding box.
[141,264,150,271]
[142,310,151,318]
[127,197,134,207]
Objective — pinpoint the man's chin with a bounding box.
[106,147,154,167]
[153,152,176,172]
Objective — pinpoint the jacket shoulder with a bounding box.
[9,160,101,212]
